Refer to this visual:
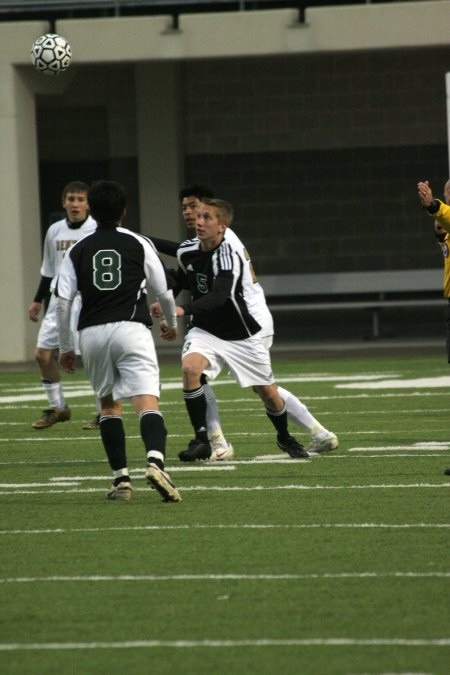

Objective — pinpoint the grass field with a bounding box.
[0,351,449,675]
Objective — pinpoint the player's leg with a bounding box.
[255,383,309,459]
[179,350,212,461]
[228,334,308,459]
[32,296,70,428]
[98,396,132,501]
[276,385,338,454]
[70,294,100,431]
[201,373,234,460]
[113,321,181,501]
[130,394,181,502]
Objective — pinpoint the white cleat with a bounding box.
[145,463,182,502]
[106,482,132,501]
[305,432,338,454]
[210,443,234,461]
[209,430,235,461]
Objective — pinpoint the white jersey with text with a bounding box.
[40,215,97,292]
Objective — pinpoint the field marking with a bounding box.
[337,376,450,389]
[0,523,448,535]
[0,638,449,651]
[0,375,398,405]
[1,428,448,445]
[0,452,448,467]
[1,572,449,584]
[48,466,236,480]
[0,482,448,495]
[349,442,450,451]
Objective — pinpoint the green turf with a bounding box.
[0,353,449,674]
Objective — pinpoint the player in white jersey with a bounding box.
[28,181,98,430]
[222,226,338,455]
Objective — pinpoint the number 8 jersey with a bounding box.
[56,225,171,329]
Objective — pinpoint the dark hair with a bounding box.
[62,181,89,201]
[178,184,214,203]
[88,180,127,223]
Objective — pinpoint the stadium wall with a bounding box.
[0,3,450,361]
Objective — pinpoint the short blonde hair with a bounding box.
[201,198,234,226]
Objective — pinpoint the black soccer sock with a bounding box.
[265,405,290,441]
[140,410,167,470]
[99,415,128,481]
[183,386,208,442]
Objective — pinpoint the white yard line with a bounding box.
[1,572,449,584]
[0,637,448,651]
[0,482,449,495]
[1,523,448,536]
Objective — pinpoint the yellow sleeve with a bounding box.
[432,200,450,229]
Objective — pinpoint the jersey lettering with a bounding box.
[196,272,209,294]
[56,239,78,251]
[93,249,122,290]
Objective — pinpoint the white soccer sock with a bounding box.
[277,385,327,436]
[43,381,66,411]
[203,383,224,438]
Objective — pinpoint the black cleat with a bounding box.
[178,439,212,462]
[277,435,309,459]
[445,468,450,476]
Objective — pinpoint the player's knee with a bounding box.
[34,348,51,368]
[182,360,202,388]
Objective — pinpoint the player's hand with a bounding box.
[159,321,178,341]
[150,302,162,317]
[28,301,42,322]
[59,350,76,374]
[417,181,433,207]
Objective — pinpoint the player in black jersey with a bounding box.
[150,184,234,460]
[160,197,308,461]
[56,180,181,502]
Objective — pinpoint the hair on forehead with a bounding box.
[62,181,89,201]
[201,197,234,225]
[179,184,214,202]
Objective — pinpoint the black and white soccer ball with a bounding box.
[30,34,72,76]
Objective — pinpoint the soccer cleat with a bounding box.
[277,434,309,459]
[178,439,212,462]
[32,407,71,429]
[209,430,234,461]
[82,414,101,430]
[445,467,450,476]
[210,442,235,461]
[145,464,182,502]
[305,432,339,454]
[106,481,132,501]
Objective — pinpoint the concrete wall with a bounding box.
[1,2,450,361]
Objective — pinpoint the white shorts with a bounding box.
[79,321,160,400]
[37,293,81,354]
[182,327,275,388]
[204,330,274,379]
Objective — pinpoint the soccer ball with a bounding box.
[30,34,72,76]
